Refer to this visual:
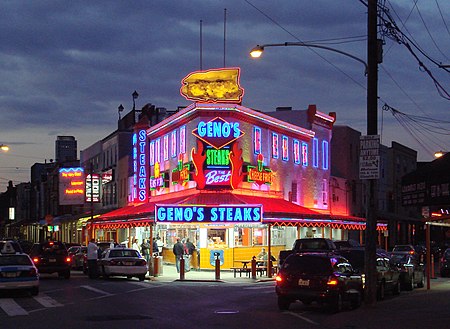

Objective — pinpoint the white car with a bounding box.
[0,242,39,295]
[97,247,147,281]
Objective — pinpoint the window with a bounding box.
[322,179,328,206]
[149,141,155,166]
[312,138,319,168]
[171,130,177,158]
[322,140,329,170]
[293,140,300,164]
[282,136,288,161]
[301,142,308,166]
[180,125,186,154]
[254,127,262,154]
[163,135,169,161]
[155,138,161,163]
[272,133,279,159]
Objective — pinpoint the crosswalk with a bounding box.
[0,280,157,317]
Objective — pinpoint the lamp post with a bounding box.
[118,104,124,120]
[250,43,368,74]
[250,0,378,304]
[0,144,10,152]
[132,90,139,111]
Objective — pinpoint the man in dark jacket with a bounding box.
[172,238,184,273]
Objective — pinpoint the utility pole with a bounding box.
[364,0,379,305]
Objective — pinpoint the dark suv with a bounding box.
[29,241,71,279]
[278,238,337,268]
[275,252,363,312]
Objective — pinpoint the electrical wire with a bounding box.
[435,0,450,39]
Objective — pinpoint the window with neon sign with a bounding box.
[163,135,169,161]
[301,142,308,166]
[312,138,319,168]
[322,140,329,170]
[171,130,177,158]
[155,138,161,163]
[180,125,186,154]
[282,135,288,161]
[272,132,279,159]
[293,139,300,164]
[149,141,155,166]
[254,127,261,154]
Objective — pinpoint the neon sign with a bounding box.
[282,135,289,161]
[254,127,261,154]
[180,126,186,154]
[155,205,262,223]
[272,133,279,159]
[192,117,244,150]
[293,140,301,164]
[247,154,274,185]
[171,130,177,158]
[172,154,191,186]
[302,142,308,166]
[85,174,100,202]
[163,135,169,161]
[179,67,245,104]
[206,148,230,166]
[149,162,168,191]
[59,167,85,205]
[133,129,148,202]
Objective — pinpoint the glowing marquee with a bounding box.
[247,154,274,185]
[172,154,191,186]
[192,117,244,150]
[155,205,262,223]
[59,167,85,205]
[133,129,148,202]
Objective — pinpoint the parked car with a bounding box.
[0,240,24,253]
[338,247,401,300]
[0,241,39,295]
[82,242,119,274]
[97,247,147,281]
[275,252,363,312]
[68,246,87,270]
[278,238,337,268]
[334,239,361,250]
[390,252,425,290]
[440,248,450,277]
[29,241,71,279]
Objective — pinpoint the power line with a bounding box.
[435,0,450,39]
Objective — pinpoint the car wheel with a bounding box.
[331,293,344,313]
[405,275,414,291]
[377,282,385,300]
[350,293,362,309]
[138,275,145,281]
[417,273,425,288]
[64,270,71,279]
[393,280,401,295]
[127,275,132,279]
[30,287,39,296]
[277,296,291,311]
[102,266,109,279]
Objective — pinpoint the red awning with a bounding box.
[177,192,324,219]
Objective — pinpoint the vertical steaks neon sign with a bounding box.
[133,129,148,202]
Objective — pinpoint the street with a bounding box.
[0,269,449,329]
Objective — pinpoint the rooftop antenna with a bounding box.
[200,19,203,70]
[223,8,227,67]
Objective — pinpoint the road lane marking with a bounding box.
[80,285,113,296]
[0,299,28,316]
[34,295,63,308]
[285,311,319,325]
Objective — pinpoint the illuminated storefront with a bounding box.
[89,68,387,269]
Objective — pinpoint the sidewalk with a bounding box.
[146,263,275,283]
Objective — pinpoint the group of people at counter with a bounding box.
[172,238,197,273]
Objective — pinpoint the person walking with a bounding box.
[172,238,184,273]
[87,238,99,279]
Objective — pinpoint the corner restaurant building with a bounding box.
[87,68,386,269]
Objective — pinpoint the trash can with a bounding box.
[151,256,163,276]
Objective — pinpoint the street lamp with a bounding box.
[132,90,139,111]
[118,104,124,120]
[250,43,368,74]
[434,151,447,158]
[0,144,10,152]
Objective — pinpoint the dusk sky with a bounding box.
[1,0,449,190]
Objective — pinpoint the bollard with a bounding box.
[215,256,220,280]
[251,256,257,279]
[153,254,159,277]
[268,259,272,278]
[180,257,185,280]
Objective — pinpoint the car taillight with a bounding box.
[327,276,339,286]
[275,275,283,282]
[32,257,39,264]
[65,257,72,263]
[26,268,37,277]
[409,250,415,255]
[140,260,147,266]
[109,260,118,266]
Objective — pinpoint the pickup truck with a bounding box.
[278,238,337,267]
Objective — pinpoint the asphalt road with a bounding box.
[0,271,449,329]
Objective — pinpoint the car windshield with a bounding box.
[293,240,331,250]
[283,255,332,275]
[393,246,413,252]
[33,243,67,255]
[0,255,33,266]
[340,251,365,270]
[390,254,409,264]
[109,250,139,258]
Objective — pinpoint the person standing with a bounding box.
[185,238,195,271]
[132,238,140,252]
[172,238,184,273]
[87,238,99,279]
[156,236,164,256]
[141,239,150,264]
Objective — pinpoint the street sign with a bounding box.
[359,135,380,179]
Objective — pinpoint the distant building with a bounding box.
[55,136,77,163]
